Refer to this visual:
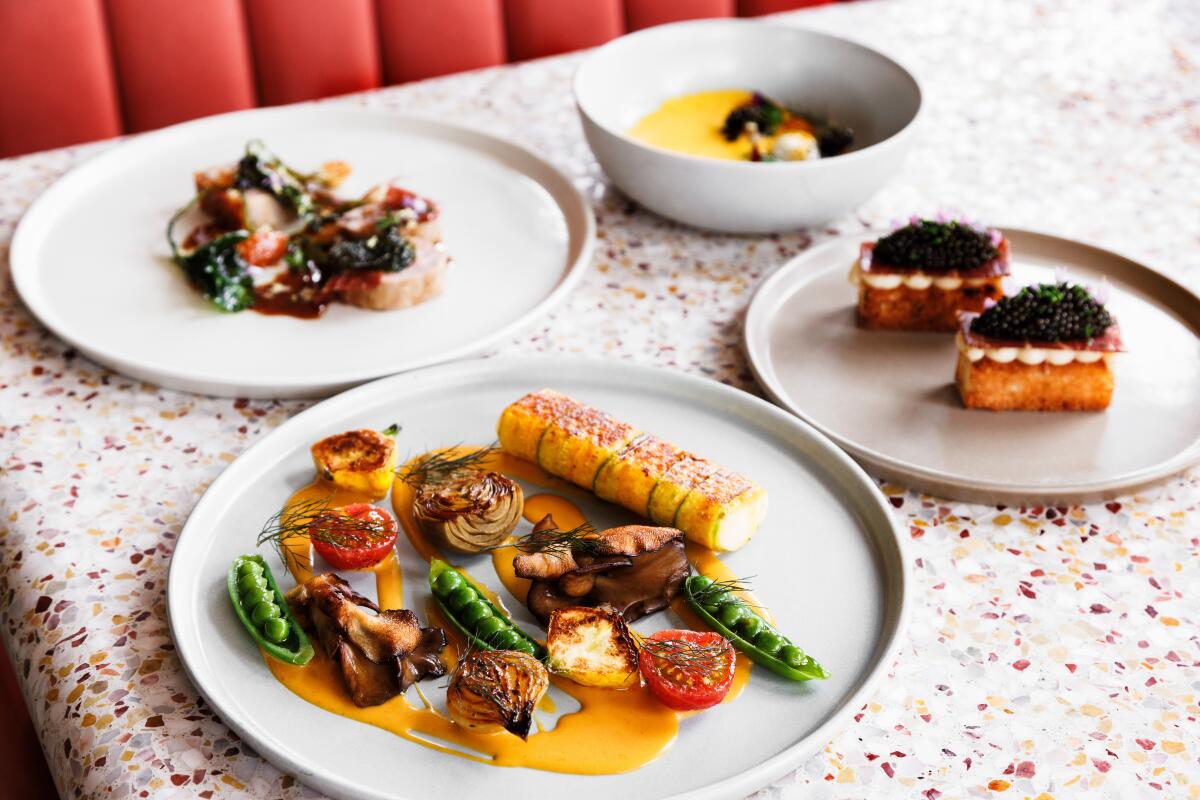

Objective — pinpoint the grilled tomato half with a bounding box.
[638,629,735,711]
[310,503,397,570]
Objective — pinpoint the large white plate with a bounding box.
[167,356,907,800]
[11,108,593,398]
[744,229,1200,503]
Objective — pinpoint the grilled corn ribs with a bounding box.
[497,390,767,551]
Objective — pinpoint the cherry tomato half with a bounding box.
[237,229,289,266]
[310,503,397,570]
[638,629,735,711]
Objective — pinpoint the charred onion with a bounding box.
[413,471,523,553]
[446,649,549,738]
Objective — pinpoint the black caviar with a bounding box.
[874,220,998,272]
[722,93,784,140]
[970,282,1113,343]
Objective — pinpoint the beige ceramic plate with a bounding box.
[744,229,1200,504]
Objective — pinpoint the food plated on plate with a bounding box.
[227,391,825,775]
[851,215,1010,331]
[168,141,449,317]
[629,90,854,162]
[956,281,1121,411]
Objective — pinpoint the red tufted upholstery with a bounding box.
[244,0,382,105]
[0,0,121,158]
[738,0,834,15]
[379,0,508,84]
[0,1,859,162]
[504,0,625,61]
[625,0,735,31]
[106,0,257,133]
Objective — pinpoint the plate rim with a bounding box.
[166,354,910,800]
[743,226,1200,503]
[10,106,596,399]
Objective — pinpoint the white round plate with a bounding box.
[11,108,593,398]
[168,356,907,800]
[744,229,1200,503]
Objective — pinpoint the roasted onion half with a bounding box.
[446,649,549,739]
[413,471,523,553]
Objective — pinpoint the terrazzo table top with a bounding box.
[2,0,1199,797]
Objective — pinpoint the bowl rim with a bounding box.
[572,17,924,171]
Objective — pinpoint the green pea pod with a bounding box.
[684,575,828,681]
[428,559,545,660]
[227,555,313,665]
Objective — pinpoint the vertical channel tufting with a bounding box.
[737,0,835,16]
[378,0,508,84]
[624,0,734,31]
[105,0,257,133]
[0,0,122,157]
[503,0,625,61]
[244,0,383,106]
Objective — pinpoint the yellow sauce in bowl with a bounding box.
[629,89,761,161]
[628,89,830,163]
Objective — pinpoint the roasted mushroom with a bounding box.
[413,471,523,553]
[514,517,691,624]
[286,573,446,707]
[446,649,549,738]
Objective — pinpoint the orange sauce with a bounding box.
[263,448,767,773]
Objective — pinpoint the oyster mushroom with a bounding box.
[446,649,549,739]
[514,520,691,624]
[413,472,524,553]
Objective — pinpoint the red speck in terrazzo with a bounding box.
[1015,761,1035,778]
[1013,659,1031,671]
[1093,759,1111,772]
[1137,738,1156,750]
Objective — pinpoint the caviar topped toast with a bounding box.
[852,216,1009,332]
[955,281,1122,411]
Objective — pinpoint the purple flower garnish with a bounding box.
[989,229,1003,247]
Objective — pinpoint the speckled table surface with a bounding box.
[2,0,1199,797]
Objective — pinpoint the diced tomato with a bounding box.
[377,184,435,221]
[237,230,290,266]
[310,503,397,570]
[638,629,735,711]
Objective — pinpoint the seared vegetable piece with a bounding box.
[515,518,690,624]
[413,472,523,553]
[684,575,828,681]
[545,606,639,689]
[310,427,398,499]
[497,389,768,552]
[429,559,545,659]
[227,555,313,665]
[446,649,549,739]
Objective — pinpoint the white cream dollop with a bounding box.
[849,261,995,290]
[956,332,1114,366]
[772,132,820,162]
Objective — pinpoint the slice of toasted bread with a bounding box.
[858,279,1003,332]
[955,352,1114,411]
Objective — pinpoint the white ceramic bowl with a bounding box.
[574,20,923,233]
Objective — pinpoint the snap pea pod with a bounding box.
[428,559,545,659]
[684,575,828,681]
[227,555,313,665]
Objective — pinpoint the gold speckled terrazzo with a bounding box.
[2,0,1199,797]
